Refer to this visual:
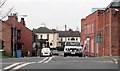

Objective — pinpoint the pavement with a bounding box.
[103,56,119,64]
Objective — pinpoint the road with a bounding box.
[0,55,119,71]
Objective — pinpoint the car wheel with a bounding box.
[64,53,67,57]
[78,53,82,57]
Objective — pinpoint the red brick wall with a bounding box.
[93,8,119,56]
[1,21,12,56]
[81,19,86,45]
[111,8,119,56]
[98,8,119,56]
[119,8,120,56]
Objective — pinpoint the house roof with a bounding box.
[58,31,80,37]
[33,27,53,33]
[107,0,120,8]
[33,27,80,37]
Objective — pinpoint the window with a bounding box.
[47,34,49,40]
[61,38,63,41]
[91,24,94,33]
[40,35,43,39]
[50,43,53,46]
[17,30,21,40]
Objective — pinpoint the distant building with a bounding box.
[0,14,33,57]
[33,27,59,48]
[58,29,80,47]
[33,27,81,48]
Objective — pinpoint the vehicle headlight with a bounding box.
[74,50,76,52]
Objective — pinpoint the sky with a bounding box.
[5,0,113,31]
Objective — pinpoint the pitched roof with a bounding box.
[58,31,80,37]
[107,0,120,8]
[33,27,53,33]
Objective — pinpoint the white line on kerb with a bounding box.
[44,57,53,63]
[13,62,36,69]
[38,57,49,63]
[3,62,23,70]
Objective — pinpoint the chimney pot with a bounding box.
[20,18,25,26]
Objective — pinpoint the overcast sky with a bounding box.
[6,0,113,31]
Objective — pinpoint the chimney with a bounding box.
[20,18,25,26]
[69,28,73,31]
[8,13,18,21]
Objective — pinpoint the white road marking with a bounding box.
[38,57,49,63]
[13,62,36,69]
[111,58,118,64]
[3,62,23,70]
[44,57,53,63]
[1,57,52,70]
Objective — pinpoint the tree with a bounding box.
[0,0,14,20]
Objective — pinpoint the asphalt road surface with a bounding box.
[0,55,119,71]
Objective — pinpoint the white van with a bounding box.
[41,48,52,57]
[64,41,83,57]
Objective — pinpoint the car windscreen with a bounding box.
[65,42,80,46]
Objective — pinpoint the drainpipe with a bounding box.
[12,24,15,58]
[110,8,112,56]
[94,20,96,57]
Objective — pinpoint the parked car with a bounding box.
[41,47,52,57]
[51,50,59,56]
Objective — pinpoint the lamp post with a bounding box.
[86,37,90,57]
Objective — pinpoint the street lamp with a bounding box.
[86,38,90,41]
[86,37,90,57]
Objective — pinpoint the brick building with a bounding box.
[0,14,33,57]
[81,10,104,56]
[81,0,120,56]
[98,8,120,56]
